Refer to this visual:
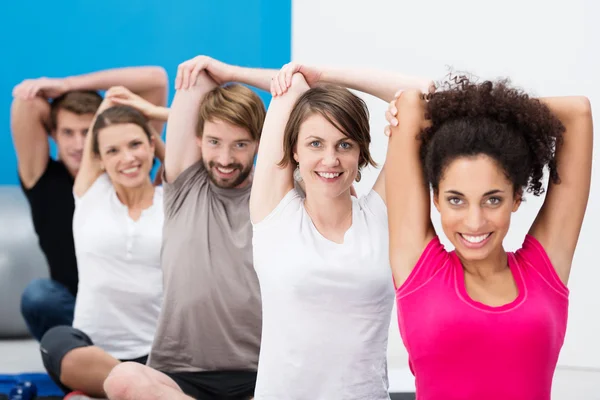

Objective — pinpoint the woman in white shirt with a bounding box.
[249,64,433,399]
[39,86,168,399]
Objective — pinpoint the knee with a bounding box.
[21,279,55,316]
[104,362,147,400]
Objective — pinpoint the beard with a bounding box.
[206,160,253,189]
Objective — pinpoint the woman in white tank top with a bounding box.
[39,86,169,399]
[249,64,434,399]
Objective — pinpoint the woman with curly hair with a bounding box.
[384,77,593,399]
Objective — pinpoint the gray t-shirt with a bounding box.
[147,161,261,372]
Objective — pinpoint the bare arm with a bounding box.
[250,73,310,224]
[72,97,115,197]
[385,91,436,287]
[165,71,217,183]
[528,96,593,284]
[176,55,277,93]
[62,66,169,134]
[273,63,434,202]
[10,96,51,188]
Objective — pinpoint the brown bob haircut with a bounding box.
[278,84,376,169]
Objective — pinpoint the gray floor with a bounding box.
[0,338,44,374]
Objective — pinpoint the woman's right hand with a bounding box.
[105,86,157,119]
[271,62,321,97]
[384,89,430,137]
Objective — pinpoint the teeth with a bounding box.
[462,233,490,244]
[122,166,139,174]
[317,172,341,179]
[217,167,234,173]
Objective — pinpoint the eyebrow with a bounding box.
[205,136,250,143]
[445,189,505,196]
[306,135,353,143]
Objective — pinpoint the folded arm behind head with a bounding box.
[10,96,52,188]
[164,71,218,183]
[250,73,310,224]
[385,90,435,287]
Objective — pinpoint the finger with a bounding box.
[384,125,391,137]
[394,89,403,99]
[181,63,193,90]
[388,100,398,116]
[385,110,398,127]
[175,64,184,90]
[189,62,205,88]
[285,63,294,88]
[278,71,287,95]
[270,78,277,97]
[27,84,39,100]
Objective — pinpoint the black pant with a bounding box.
[40,326,147,393]
[163,370,257,400]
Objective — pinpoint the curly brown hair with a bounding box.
[421,75,565,196]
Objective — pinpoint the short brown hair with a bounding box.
[49,90,103,131]
[197,83,266,141]
[91,105,153,156]
[279,84,376,169]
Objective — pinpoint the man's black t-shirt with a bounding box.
[20,158,78,296]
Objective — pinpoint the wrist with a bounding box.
[149,105,169,122]
[224,64,239,83]
[62,76,78,92]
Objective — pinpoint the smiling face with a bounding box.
[433,154,521,261]
[52,110,95,175]
[293,113,360,198]
[198,119,258,189]
[96,123,155,188]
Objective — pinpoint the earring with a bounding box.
[293,164,303,182]
[355,170,361,183]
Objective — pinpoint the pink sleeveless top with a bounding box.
[396,235,569,400]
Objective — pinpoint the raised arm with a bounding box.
[10,95,51,188]
[176,56,276,93]
[168,55,279,183]
[164,70,217,183]
[13,66,169,134]
[385,91,436,287]
[528,96,593,284]
[72,97,115,197]
[249,73,310,224]
[268,62,434,202]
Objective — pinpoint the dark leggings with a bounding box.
[40,325,147,393]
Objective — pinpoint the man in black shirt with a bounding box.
[10,67,169,341]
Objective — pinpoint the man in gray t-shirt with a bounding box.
[104,56,276,400]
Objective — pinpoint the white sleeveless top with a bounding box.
[252,189,395,400]
[72,174,163,360]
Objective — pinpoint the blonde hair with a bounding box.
[197,83,266,141]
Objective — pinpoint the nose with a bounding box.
[217,148,234,166]
[321,148,340,168]
[74,133,86,151]
[122,149,136,162]
[464,205,486,232]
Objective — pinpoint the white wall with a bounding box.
[293,0,600,376]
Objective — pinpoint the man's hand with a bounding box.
[175,55,233,90]
[12,77,71,100]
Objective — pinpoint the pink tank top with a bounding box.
[396,235,569,400]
